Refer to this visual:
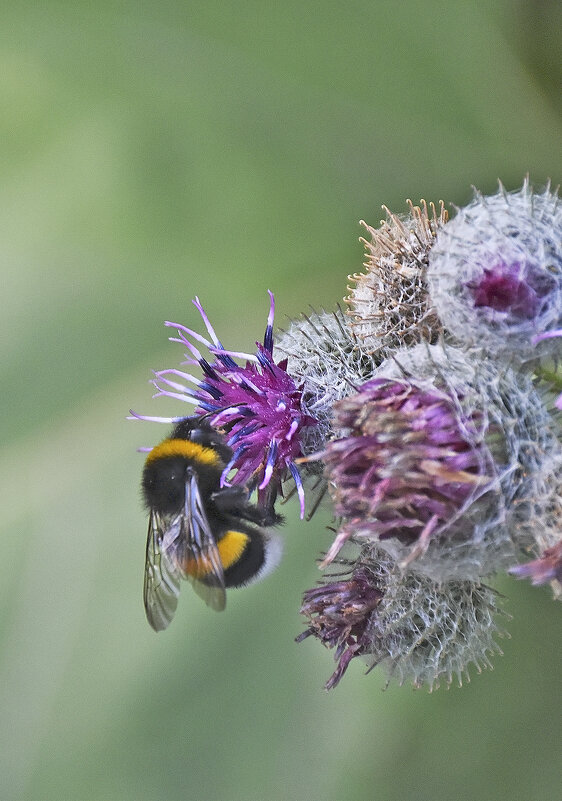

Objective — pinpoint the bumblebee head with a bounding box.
[171,417,232,464]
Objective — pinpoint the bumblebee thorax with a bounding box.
[142,438,223,514]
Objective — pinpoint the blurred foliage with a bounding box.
[0,2,560,800]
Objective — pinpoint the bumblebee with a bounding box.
[141,417,283,631]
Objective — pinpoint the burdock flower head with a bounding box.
[428,179,562,364]
[136,292,318,517]
[346,199,448,355]
[298,541,507,690]
[316,344,562,583]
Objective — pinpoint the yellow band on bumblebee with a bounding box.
[217,530,250,570]
[145,438,223,468]
[184,530,249,578]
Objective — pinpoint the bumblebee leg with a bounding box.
[211,486,283,527]
[210,485,250,512]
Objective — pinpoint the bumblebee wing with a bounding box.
[182,471,227,612]
[188,574,227,611]
[143,509,182,632]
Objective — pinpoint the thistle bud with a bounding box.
[428,180,562,364]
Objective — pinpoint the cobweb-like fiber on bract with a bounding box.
[355,544,508,689]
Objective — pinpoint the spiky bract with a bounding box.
[346,199,447,355]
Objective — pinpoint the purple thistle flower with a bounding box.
[316,376,490,567]
[510,540,562,587]
[467,260,552,320]
[296,565,383,690]
[141,292,317,517]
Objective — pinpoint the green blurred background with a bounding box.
[1,2,560,800]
